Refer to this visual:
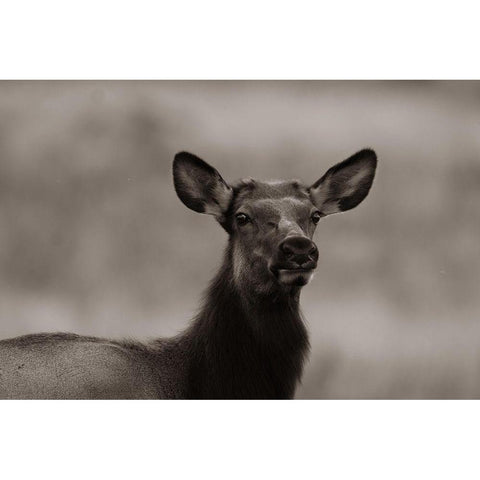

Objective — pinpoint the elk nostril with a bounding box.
[301,260,314,269]
[280,237,316,258]
[281,243,295,257]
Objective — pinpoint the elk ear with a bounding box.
[173,151,233,218]
[309,149,377,215]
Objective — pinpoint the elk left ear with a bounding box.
[173,151,233,219]
[309,149,377,215]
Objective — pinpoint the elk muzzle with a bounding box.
[270,236,319,286]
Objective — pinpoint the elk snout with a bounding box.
[279,236,318,270]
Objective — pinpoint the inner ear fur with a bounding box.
[309,149,377,215]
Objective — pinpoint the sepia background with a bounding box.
[0,81,479,398]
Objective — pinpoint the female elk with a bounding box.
[0,149,377,399]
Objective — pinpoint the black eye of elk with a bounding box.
[311,211,322,224]
[235,213,250,226]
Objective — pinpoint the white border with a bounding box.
[1,401,479,479]
[1,0,479,78]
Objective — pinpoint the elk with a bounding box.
[0,149,377,399]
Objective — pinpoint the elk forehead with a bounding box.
[233,179,313,220]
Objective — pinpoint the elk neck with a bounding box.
[180,243,310,399]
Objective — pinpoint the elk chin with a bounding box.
[276,269,315,287]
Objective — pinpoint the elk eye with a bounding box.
[235,213,251,226]
[311,211,322,225]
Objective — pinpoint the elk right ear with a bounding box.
[173,151,233,218]
[309,149,377,216]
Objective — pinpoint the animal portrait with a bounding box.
[0,81,477,399]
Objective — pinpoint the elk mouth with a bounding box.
[269,266,316,287]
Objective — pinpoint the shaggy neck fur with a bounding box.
[181,244,310,399]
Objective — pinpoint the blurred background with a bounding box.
[0,81,479,398]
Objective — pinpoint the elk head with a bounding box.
[173,149,377,295]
